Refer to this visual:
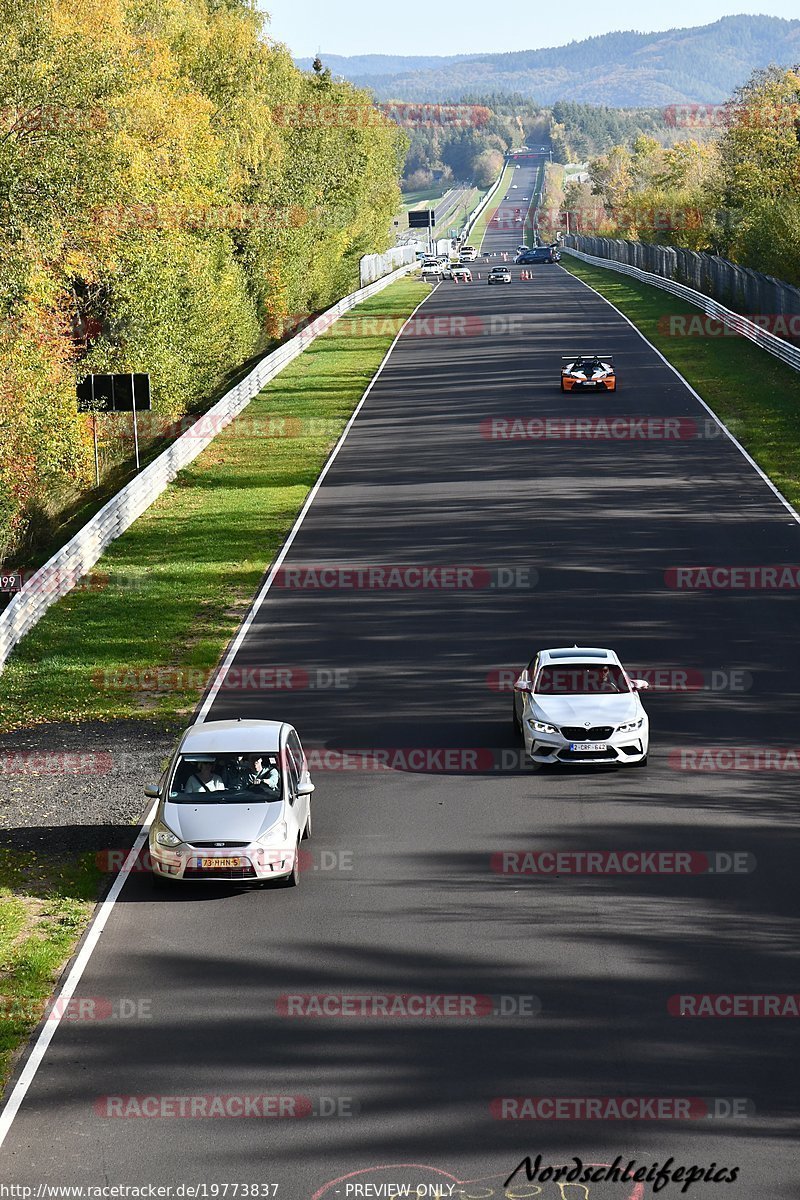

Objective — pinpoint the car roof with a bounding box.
[179,719,287,754]
[538,647,621,666]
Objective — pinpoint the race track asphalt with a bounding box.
[3,153,799,1200]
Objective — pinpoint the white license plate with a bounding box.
[197,857,242,869]
[569,743,607,752]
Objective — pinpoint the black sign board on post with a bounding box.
[77,373,152,478]
[76,373,151,413]
[408,210,435,229]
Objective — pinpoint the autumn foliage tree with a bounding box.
[580,64,800,273]
[0,0,405,556]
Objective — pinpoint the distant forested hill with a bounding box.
[293,53,482,76]
[300,16,800,105]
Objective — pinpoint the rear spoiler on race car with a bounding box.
[561,354,614,361]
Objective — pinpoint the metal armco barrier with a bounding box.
[563,243,800,374]
[0,261,420,671]
[461,159,508,242]
[360,245,417,287]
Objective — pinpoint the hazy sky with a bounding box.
[261,0,799,57]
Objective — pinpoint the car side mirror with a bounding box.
[513,677,533,693]
[296,781,315,797]
[631,679,651,691]
[144,783,162,798]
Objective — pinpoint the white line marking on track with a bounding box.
[564,262,800,526]
[0,281,435,1149]
[0,812,156,1147]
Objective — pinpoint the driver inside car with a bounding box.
[230,754,281,793]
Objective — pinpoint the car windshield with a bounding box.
[535,664,630,695]
[169,752,283,803]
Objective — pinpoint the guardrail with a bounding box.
[0,260,420,671]
[562,245,800,374]
[461,159,508,243]
[360,245,417,287]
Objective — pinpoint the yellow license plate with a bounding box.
[199,857,241,869]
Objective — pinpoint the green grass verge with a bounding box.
[0,850,101,1087]
[401,185,450,211]
[562,255,800,509]
[0,275,429,731]
[468,162,517,252]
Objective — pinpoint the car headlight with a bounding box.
[617,718,644,733]
[154,822,181,848]
[258,820,289,846]
[528,719,559,735]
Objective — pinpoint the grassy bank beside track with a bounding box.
[562,256,800,509]
[0,274,429,1091]
[0,275,429,732]
[0,851,101,1088]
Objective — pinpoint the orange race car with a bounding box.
[561,353,616,392]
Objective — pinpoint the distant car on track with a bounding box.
[561,353,616,392]
[488,266,511,284]
[512,647,650,767]
[445,265,472,282]
[147,719,314,886]
[459,245,478,261]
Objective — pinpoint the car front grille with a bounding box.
[558,747,617,761]
[183,863,257,880]
[560,726,614,741]
[189,841,248,848]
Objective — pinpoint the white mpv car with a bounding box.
[146,719,314,886]
[512,647,650,766]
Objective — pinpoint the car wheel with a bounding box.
[512,697,522,737]
[635,754,648,767]
[302,806,311,840]
[278,843,301,888]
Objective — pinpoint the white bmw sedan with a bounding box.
[146,719,314,886]
[512,647,650,766]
